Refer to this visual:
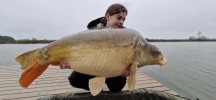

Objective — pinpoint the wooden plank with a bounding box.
[0,67,179,100]
[163,90,179,95]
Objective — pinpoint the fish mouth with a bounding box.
[157,58,168,66]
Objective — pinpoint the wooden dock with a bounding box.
[0,66,179,100]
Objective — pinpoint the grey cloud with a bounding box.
[0,0,216,39]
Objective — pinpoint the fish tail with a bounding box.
[19,60,48,88]
[16,49,49,88]
[16,49,39,70]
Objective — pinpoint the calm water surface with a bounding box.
[141,42,216,100]
[0,42,215,100]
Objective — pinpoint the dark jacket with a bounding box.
[87,17,104,29]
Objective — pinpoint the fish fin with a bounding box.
[89,77,106,96]
[16,49,39,70]
[19,61,48,88]
[128,65,137,90]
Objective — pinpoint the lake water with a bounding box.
[0,42,215,100]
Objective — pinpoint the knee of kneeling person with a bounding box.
[68,76,90,90]
[106,77,127,92]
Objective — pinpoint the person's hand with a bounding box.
[121,67,130,77]
[60,59,71,69]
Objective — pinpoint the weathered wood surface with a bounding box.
[0,66,179,100]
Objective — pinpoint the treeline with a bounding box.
[188,31,213,41]
[1,35,216,44]
[0,36,16,43]
[0,36,54,44]
[148,31,216,42]
[16,38,55,44]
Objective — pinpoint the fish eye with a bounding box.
[153,49,157,53]
[152,48,161,57]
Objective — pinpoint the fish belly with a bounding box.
[67,46,134,77]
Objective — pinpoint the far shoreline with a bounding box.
[1,39,216,44]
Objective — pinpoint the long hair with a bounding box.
[101,3,128,26]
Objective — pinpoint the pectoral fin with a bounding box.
[89,77,106,96]
[128,65,137,90]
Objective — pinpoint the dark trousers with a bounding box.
[68,71,127,92]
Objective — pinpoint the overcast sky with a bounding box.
[1,0,216,40]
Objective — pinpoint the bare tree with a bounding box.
[197,31,203,39]
[189,36,196,40]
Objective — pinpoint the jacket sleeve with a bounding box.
[87,17,105,29]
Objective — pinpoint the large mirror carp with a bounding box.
[16,28,167,96]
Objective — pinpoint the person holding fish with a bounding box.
[16,2,167,96]
[60,3,130,92]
